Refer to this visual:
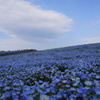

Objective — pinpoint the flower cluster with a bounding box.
[0,43,100,100]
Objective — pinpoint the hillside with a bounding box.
[0,43,100,100]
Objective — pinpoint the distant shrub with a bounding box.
[0,49,37,56]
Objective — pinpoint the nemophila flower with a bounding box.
[26,95,34,100]
[73,82,79,86]
[13,82,20,87]
[76,93,82,98]
[4,86,10,91]
[46,88,50,93]
[16,91,20,95]
[23,85,30,90]
[76,77,80,81]
[40,94,50,100]
[76,88,83,93]
[50,87,56,93]
[7,75,13,79]
[66,84,70,88]
[14,87,21,91]
[70,87,76,91]
[0,81,3,87]
[11,91,17,96]
[21,95,27,100]
[39,80,43,84]
[56,93,62,98]
[59,88,64,92]
[39,88,45,94]
[62,80,67,83]
[69,97,74,100]
[19,80,24,86]
[84,81,92,86]
[84,87,90,90]
[70,94,77,98]
[81,74,87,79]
[23,90,33,95]
[12,95,19,100]
[49,97,56,100]
[90,96,100,100]
[1,92,11,99]
[96,75,100,79]
[94,88,100,95]
[54,78,60,83]
[82,93,87,98]
[40,83,46,89]
[94,80,99,85]
[63,94,68,98]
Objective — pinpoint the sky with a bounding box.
[0,0,100,51]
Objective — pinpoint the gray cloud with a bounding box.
[0,0,73,43]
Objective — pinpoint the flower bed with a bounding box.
[0,43,100,100]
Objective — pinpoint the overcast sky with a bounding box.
[0,0,100,50]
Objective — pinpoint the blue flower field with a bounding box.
[0,43,100,100]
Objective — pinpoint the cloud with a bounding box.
[0,0,73,43]
[0,38,36,50]
[83,37,100,44]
